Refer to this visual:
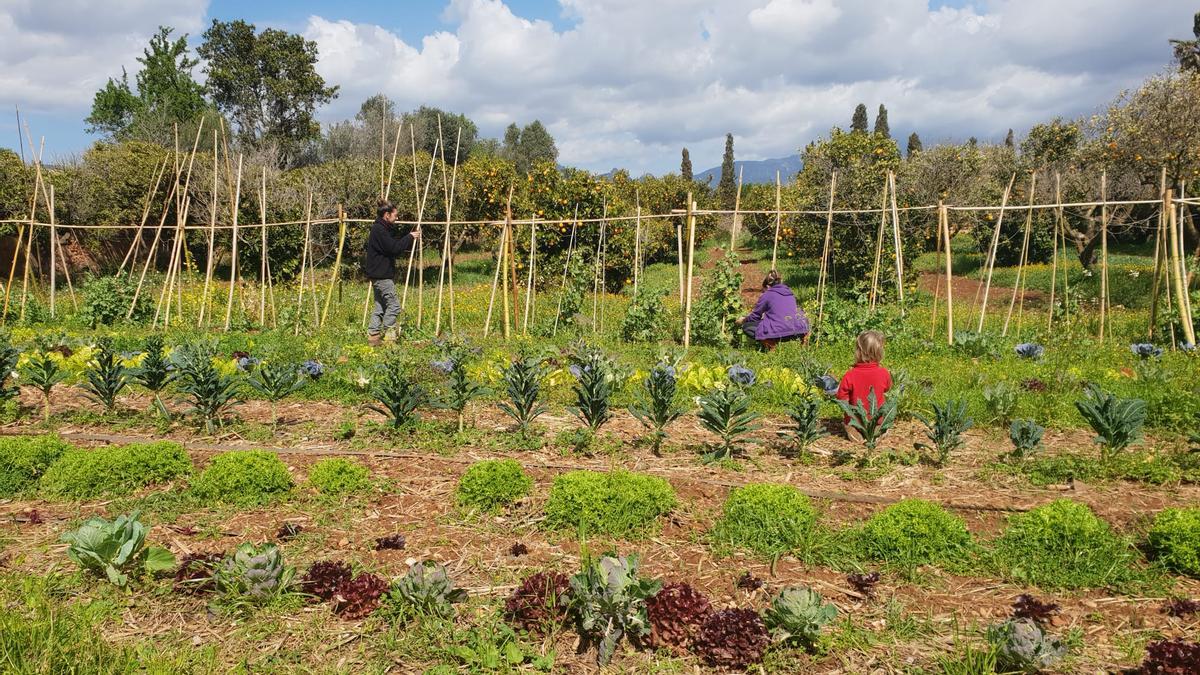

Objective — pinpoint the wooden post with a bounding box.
[129,171,182,321]
[814,172,837,345]
[976,174,1016,332]
[401,137,440,311]
[730,166,743,250]
[295,191,314,335]
[2,223,24,324]
[435,126,462,335]
[770,171,782,269]
[523,217,537,334]
[48,184,56,318]
[1148,168,1168,339]
[259,168,268,325]
[119,157,168,276]
[321,203,346,328]
[224,156,244,330]
[676,217,685,306]
[632,191,642,299]
[383,121,404,201]
[1048,172,1063,333]
[941,202,954,344]
[1099,171,1109,342]
[869,179,888,310]
[683,195,697,347]
[1168,189,1197,345]
[1004,172,1037,336]
[592,201,607,334]
[199,131,218,328]
[930,202,944,339]
[484,223,506,338]
[507,200,520,337]
[1179,183,1195,328]
[889,172,905,315]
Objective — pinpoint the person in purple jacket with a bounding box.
[736,270,810,351]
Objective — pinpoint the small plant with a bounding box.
[504,571,571,635]
[1011,594,1060,625]
[332,572,389,620]
[307,457,372,498]
[1130,342,1164,359]
[191,450,294,506]
[1008,419,1045,459]
[697,370,759,461]
[544,469,677,538]
[368,358,427,428]
[915,399,972,467]
[763,586,837,651]
[246,361,306,429]
[22,352,64,422]
[858,499,972,569]
[711,483,818,559]
[455,459,532,513]
[509,542,528,556]
[214,542,294,601]
[1075,384,1146,459]
[498,356,548,435]
[0,434,72,496]
[985,618,1067,673]
[836,388,898,455]
[846,572,880,598]
[736,572,764,591]
[982,381,1018,424]
[694,607,770,669]
[780,392,828,455]
[173,552,223,594]
[387,560,468,618]
[299,560,353,602]
[431,341,484,432]
[568,553,660,666]
[646,582,711,650]
[568,347,615,432]
[132,334,174,416]
[629,361,684,454]
[993,499,1137,589]
[1163,598,1200,617]
[1137,638,1200,674]
[174,343,240,433]
[60,511,176,587]
[375,534,406,550]
[276,523,303,541]
[1146,507,1200,579]
[1014,343,1044,359]
[0,335,20,402]
[620,284,665,343]
[81,341,129,413]
[953,330,997,358]
[79,275,149,326]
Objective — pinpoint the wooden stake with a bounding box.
[683,194,697,347]
[676,218,685,306]
[2,222,24,324]
[198,131,218,328]
[632,191,642,299]
[941,202,955,345]
[592,201,607,333]
[401,137,439,311]
[730,166,743,250]
[930,203,944,339]
[128,170,182,321]
[1004,172,1037,336]
[435,125,462,335]
[523,217,537,334]
[507,198,520,337]
[889,171,905,314]
[222,156,245,330]
[321,204,346,328]
[384,122,404,202]
[770,172,782,269]
[551,206,579,336]
[976,174,1016,332]
[1099,171,1109,342]
[1048,172,1064,333]
[295,191,313,335]
[119,156,168,276]
[259,167,268,325]
[48,184,56,317]
[484,223,506,338]
[869,179,888,311]
[1168,189,1197,345]
[814,172,837,345]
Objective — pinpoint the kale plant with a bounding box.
[568,553,661,666]
[81,340,130,413]
[1074,384,1146,459]
[697,367,759,462]
[368,358,427,428]
[915,399,972,467]
[246,361,307,429]
[497,356,548,436]
[629,361,684,454]
[0,335,19,402]
[22,352,64,422]
[763,586,838,651]
[173,343,241,433]
[60,511,176,587]
[780,392,827,455]
[431,340,484,432]
[1008,419,1045,460]
[132,334,174,416]
[836,387,898,457]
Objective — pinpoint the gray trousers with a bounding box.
[368,278,400,336]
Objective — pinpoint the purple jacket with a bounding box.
[745,284,809,340]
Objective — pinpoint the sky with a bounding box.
[0,0,1195,175]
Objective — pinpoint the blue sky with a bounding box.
[0,1,1194,174]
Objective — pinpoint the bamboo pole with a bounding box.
[2,222,24,324]
[730,166,743,250]
[118,157,168,276]
[1047,172,1063,333]
[551,206,579,336]
[198,131,218,328]
[770,171,782,269]
[869,179,888,311]
[592,201,607,333]
[1099,171,1109,342]
[683,197,698,347]
[930,202,944,339]
[941,202,955,345]
[889,171,905,314]
[19,142,45,322]
[128,166,183,321]
[321,204,346,328]
[435,125,462,335]
[1168,189,1197,345]
[223,156,245,330]
[1179,182,1195,329]
[259,168,268,325]
[48,184,56,317]
[295,191,313,335]
[523,216,537,334]
[507,198,520,336]
[1004,172,1037,336]
[676,218,685,305]
[1148,168,1168,339]
[383,121,404,202]
[814,172,837,346]
[976,174,1017,332]
[401,137,439,311]
[484,223,506,338]
[633,197,643,299]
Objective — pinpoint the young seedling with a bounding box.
[82,340,130,413]
[22,352,64,423]
[915,399,972,467]
[630,361,684,454]
[497,356,548,437]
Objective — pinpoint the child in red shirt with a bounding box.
[836,330,892,441]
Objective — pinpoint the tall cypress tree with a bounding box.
[851,103,869,133]
[906,132,922,158]
[1004,128,1015,148]
[968,136,978,148]
[873,104,890,138]
[681,148,693,181]
[717,133,736,209]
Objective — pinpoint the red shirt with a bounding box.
[837,362,892,417]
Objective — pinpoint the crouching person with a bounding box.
[363,200,419,346]
[736,270,810,351]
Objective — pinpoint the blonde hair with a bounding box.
[854,330,885,364]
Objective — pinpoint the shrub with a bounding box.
[544,469,677,538]
[0,435,73,496]
[190,450,294,506]
[307,457,372,498]
[858,499,972,569]
[710,483,819,559]
[39,441,192,500]
[455,459,532,513]
[79,276,150,327]
[1147,508,1200,579]
[993,499,1137,589]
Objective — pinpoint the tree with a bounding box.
[1020,118,1080,169]
[906,132,923,158]
[1004,128,1015,148]
[1171,11,1200,72]
[502,120,557,174]
[681,148,693,181]
[851,104,869,133]
[86,71,141,137]
[873,104,890,139]
[405,106,478,164]
[198,19,339,166]
[717,133,736,209]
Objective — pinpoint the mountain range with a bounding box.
[693,154,802,185]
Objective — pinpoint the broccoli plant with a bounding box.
[246,361,306,429]
[1008,419,1045,460]
[915,399,972,467]
[836,387,898,458]
[780,392,828,456]
[763,586,838,652]
[568,553,661,666]
[1074,384,1146,460]
[630,361,684,454]
[81,340,130,413]
[60,511,176,587]
[497,356,548,436]
[986,618,1067,673]
[22,352,64,423]
[368,358,427,428]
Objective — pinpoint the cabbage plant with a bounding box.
[61,511,176,587]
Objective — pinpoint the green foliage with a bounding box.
[780,393,828,455]
[1146,508,1200,578]
[79,276,150,327]
[307,457,371,498]
[387,561,469,618]
[553,254,590,332]
[131,334,173,393]
[368,358,426,428]
[620,284,665,343]
[60,511,176,587]
[981,381,1018,423]
[498,356,548,434]
[763,586,837,651]
[1074,384,1146,459]
[837,389,898,454]
[544,469,677,538]
[567,346,615,432]
[246,361,305,402]
[190,450,294,506]
[0,434,73,496]
[502,121,558,174]
[39,441,191,500]
[455,459,532,513]
[690,250,744,347]
[857,499,972,569]
[953,331,998,359]
[22,352,64,422]
[629,361,684,454]
[81,341,130,412]
[173,343,240,433]
[986,619,1067,674]
[1008,419,1045,459]
[568,553,660,666]
[431,340,484,432]
[214,542,294,601]
[915,399,972,466]
[697,374,759,461]
[0,334,19,401]
[711,483,818,559]
[993,499,1138,589]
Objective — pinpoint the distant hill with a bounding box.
[694,155,802,186]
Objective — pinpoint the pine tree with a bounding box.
[906,132,922,158]
[1004,129,1015,148]
[681,148,693,181]
[717,133,736,209]
[873,104,890,139]
[851,104,869,133]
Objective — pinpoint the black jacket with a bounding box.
[362,218,415,280]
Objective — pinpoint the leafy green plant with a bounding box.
[915,399,972,467]
[985,618,1066,673]
[60,511,176,587]
[368,358,427,428]
[568,553,661,666]
[629,361,684,454]
[982,381,1018,424]
[779,392,828,456]
[836,388,898,456]
[697,368,759,461]
[763,586,837,651]
[1008,419,1045,459]
[993,499,1137,589]
[431,341,485,432]
[190,450,294,506]
[81,341,130,413]
[953,330,997,358]
[173,343,240,433]
[690,249,744,347]
[214,542,294,601]
[544,469,676,538]
[131,334,174,417]
[79,275,150,327]
[710,483,819,559]
[387,560,468,618]
[0,335,20,402]
[1146,507,1200,578]
[1074,384,1146,459]
[22,352,64,422]
[455,459,532,513]
[857,499,972,570]
[246,361,306,429]
[497,356,548,435]
[307,457,371,498]
[0,434,72,496]
[39,441,192,500]
[568,346,615,432]
[620,284,665,343]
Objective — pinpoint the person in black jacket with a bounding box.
[363,201,418,345]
